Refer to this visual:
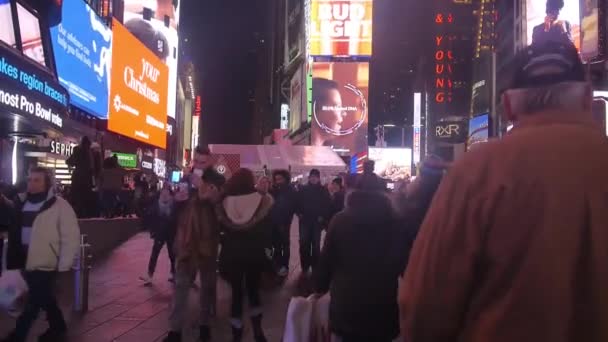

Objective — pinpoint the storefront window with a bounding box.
[17,3,46,66]
[0,0,16,47]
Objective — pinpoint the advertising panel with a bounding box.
[108,19,168,148]
[468,114,489,150]
[17,3,46,66]
[369,148,412,181]
[0,0,15,46]
[113,152,138,168]
[290,66,303,131]
[123,0,180,119]
[580,0,599,61]
[413,92,421,164]
[526,0,580,49]
[50,0,112,118]
[209,154,240,180]
[286,0,303,64]
[0,45,69,128]
[311,62,368,155]
[310,0,373,56]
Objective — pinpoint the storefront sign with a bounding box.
[0,46,68,128]
[50,139,76,157]
[433,121,467,144]
[154,158,166,178]
[114,152,137,168]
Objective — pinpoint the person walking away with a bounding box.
[99,157,126,218]
[163,169,225,342]
[0,167,80,342]
[216,168,274,342]
[269,170,296,277]
[328,177,345,221]
[314,176,403,341]
[296,169,331,274]
[400,41,608,342]
[140,186,177,285]
[66,136,94,218]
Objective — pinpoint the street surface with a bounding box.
[0,225,306,341]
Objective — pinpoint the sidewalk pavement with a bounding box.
[0,222,309,341]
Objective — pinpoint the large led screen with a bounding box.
[108,19,168,149]
[17,3,45,66]
[123,0,180,119]
[581,0,599,61]
[311,62,368,155]
[0,0,15,47]
[526,0,580,50]
[468,114,489,151]
[50,0,112,118]
[310,0,373,57]
[368,147,412,181]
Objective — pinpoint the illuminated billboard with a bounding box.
[526,0,580,50]
[311,62,368,155]
[468,113,489,150]
[123,0,180,119]
[369,147,412,181]
[310,0,373,56]
[108,19,168,149]
[50,0,112,118]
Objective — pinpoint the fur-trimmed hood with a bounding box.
[216,192,274,231]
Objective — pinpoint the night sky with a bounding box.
[180,0,429,146]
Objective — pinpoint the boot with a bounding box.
[231,326,243,342]
[251,314,267,342]
[199,325,211,342]
[162,331,182,342]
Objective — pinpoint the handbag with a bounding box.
[283,294,331,342]
[0,239,28,312]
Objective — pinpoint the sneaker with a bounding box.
[277,267,289,277]
[139,274,152,285]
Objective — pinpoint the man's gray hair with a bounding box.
[507,81,590,115]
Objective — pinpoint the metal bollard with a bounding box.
[73,234,92,313]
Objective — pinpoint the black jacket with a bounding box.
[144,200,177,242]
[315,190,405,340]
[296,183,331,224]
[269,184,296,226]
[329,190,345,220]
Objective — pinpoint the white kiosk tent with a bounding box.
[208,145,347,180]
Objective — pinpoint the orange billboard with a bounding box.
[310,0,373,57]
[108,19,168,149]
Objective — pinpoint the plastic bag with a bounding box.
[0,270,28,311]
[283,294,331,342]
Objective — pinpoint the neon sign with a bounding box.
[434,12,454,105]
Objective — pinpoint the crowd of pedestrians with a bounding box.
[1,37,608,342]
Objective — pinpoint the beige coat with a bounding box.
[400,110,608,342]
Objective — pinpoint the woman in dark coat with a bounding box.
[216,169,273,342]
[66,136,94,218]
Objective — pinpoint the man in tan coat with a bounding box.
[399,41,608,342]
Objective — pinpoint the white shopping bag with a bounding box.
[0,271,27,311]
[283,294,331,342]
[283,296,314,342]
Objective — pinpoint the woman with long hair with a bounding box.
[216,169,274,342]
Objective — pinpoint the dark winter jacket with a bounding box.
[315,190,404,341]
[216,192,273,276]
[329,189,345,220]
[269,184,297,226]
[144,199,177,242]
[296,183,331,224]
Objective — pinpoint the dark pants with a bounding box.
[299,221,322,272]
[100,190,118,218]
[227,270,262,323]
[14,271,65,342]
[147,238,176,276]
[272,224,290,269]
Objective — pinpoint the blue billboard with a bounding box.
[50,0,112,118]
[468,113,489,150]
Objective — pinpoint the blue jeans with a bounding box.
[299,221,322,272]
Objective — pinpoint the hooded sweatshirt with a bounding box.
[216,191,274,274]
[315,189,402,340]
